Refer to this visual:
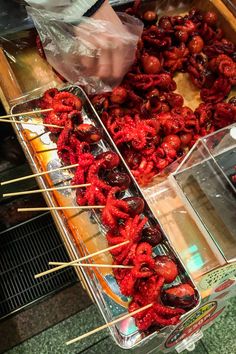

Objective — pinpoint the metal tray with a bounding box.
[10,85,200,349]
[3,0,234,349]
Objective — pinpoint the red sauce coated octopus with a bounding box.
[91,6,236,186]
[39,86,197,332]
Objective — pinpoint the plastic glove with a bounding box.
[27,2,143,93]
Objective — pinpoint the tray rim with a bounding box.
[9,84,202,349]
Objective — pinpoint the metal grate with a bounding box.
[0,212,78,320]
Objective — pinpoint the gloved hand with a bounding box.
[26,0,143,93]
[72,2,143,84]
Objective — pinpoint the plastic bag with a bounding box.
[26,6,143,94]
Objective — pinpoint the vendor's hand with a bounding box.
[70,1,139,85]
[27,0,143,92]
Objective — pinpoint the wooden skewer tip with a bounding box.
[3,183,91,197]
[0,108,52,120]
[48,240,129,267]
[0,118,63,129]
[65,263,133,269]
[18,205,105,212]
[34,263,131,279]
[66,303,153,345]
[34,240,130,279]
[1,163,79,186]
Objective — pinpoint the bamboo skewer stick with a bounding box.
[35,240,130,278]
[3,183,91,197]
[0,108,52,119]
[49,241,129,268]
[66,303,153,345]
[18,206,105,212]
[64,263,133,269]
[0,118,63,129]
[49,261,78,266]
[1,163,79,186]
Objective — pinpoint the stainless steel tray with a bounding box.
[10,85,200,349]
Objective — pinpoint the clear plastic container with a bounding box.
[144,125,236,286]
[171,124,236,263]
